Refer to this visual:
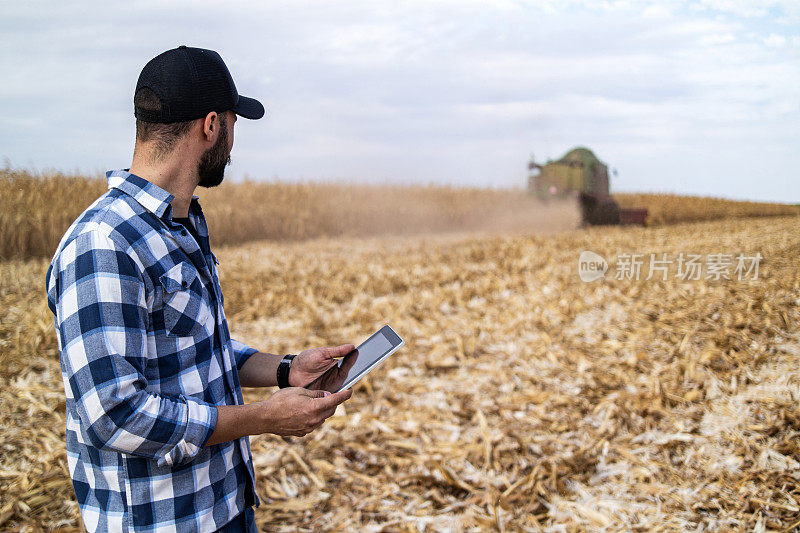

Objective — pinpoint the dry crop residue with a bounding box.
[1,216,798,531]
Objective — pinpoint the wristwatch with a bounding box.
[277,354,297,388]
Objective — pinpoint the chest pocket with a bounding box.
[158,263,211,337]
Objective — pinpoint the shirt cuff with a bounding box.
[158,396,218,467]
[197,399,219,448]
[230,338,259,371]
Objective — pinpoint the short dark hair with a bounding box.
[134,87,195,156]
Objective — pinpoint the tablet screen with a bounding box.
[303,325,404,393]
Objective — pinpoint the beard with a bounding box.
[197,114,231,188]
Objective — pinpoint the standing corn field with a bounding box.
[2,168,798,261]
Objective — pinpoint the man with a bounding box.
[45,46,354,532]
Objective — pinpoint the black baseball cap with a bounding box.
[134,45,265,123]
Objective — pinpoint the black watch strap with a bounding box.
[277,354,297,388]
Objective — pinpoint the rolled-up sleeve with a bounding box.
[230,338,259,371]
[52,229,217,466]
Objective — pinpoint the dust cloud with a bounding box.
[201,183,583,246]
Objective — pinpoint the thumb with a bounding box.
[317,387,352,407]
[291,388,330,399]
[332,344,356,356]
[304,389,332,399]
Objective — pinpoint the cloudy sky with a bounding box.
[1,1,798,201]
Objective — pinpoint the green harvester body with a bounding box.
[528,147,647,226]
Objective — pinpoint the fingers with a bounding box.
[289,386,345,403]
[289,387,328,399]
[338,349,358,375]
[293,408,334,437]
[319,405,338,419]
[315,387,353,409]
[326,344,356,358]
[278,388,351,437]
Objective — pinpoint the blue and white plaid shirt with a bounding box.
[46,170,260,532]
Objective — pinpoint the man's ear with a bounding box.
[201,112,219,143]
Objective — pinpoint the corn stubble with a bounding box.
[1,212,798,530]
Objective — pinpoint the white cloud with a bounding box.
[699,32,737,45]
[695,0,773,18]
[0,0,797,201]
[763,33,788,47]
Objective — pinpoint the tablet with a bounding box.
[304,325,405,393]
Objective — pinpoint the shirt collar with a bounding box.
[107,169,199,220]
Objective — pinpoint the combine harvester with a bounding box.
[528,147,648,226]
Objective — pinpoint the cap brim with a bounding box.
[232,95,265,120]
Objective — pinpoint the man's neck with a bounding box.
[129,146,198,218]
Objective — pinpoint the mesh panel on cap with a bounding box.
[133,87,165,123]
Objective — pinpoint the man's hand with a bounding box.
[289,344,355,388]
[257,387,353,437]
[205,387,353,446]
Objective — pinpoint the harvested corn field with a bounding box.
[1,215,799,530]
